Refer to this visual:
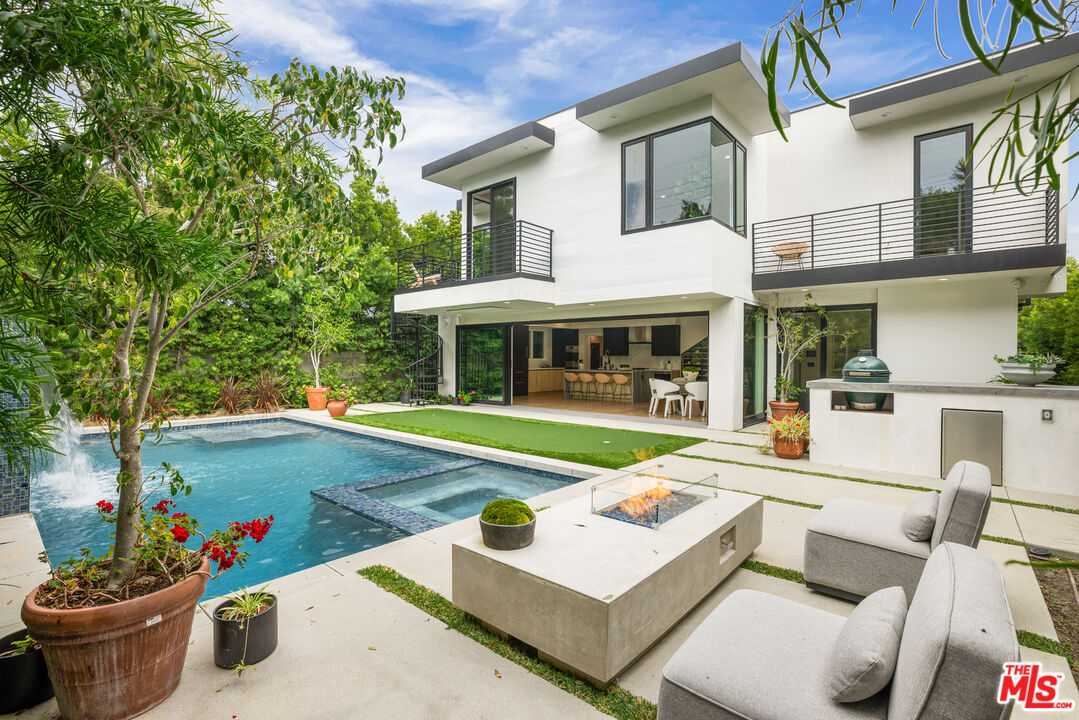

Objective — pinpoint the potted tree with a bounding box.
[301,291,355,411]
[766,296,850,420]
[22,492,273,719]
[326,385,357,417]
[769,412,810,459]
[994,352,1062,385]
[479,499,536,550]
[0,630,53,713]
[212,587,278,671]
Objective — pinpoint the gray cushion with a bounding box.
[888,543,1019,720]
[827,587,907,702]
[659,590,887,720]
[901,491,939,542]
[931,461,992,550]
[804,499,931,601]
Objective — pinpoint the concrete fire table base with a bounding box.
[451,490,763,685]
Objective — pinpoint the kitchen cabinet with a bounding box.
[528,369,565,393]
[650,325,680,356]
[603,327,629,355]
[551,328,579,367]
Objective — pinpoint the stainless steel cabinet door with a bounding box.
[941,409,1003,486]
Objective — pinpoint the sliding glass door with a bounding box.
[743,306,766,422]
[457,326,507,403]
[468,179,516,278]
[915,126,972,256]
[787,306,876,411]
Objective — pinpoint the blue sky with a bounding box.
[219,0,1041,221]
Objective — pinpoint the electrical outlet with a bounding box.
[1041,409,1053,422]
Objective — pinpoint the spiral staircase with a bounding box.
[391,313,442,405]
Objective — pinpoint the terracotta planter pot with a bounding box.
[305,387,328,411]
[21,558,210,720]
[772,437,805,460]
[326,399,348,417]
[768,400,800,420]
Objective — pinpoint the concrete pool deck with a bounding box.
[4,408,1077,718]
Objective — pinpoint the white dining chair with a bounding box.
[652,379,683,417]
[647,377,658,414]
[683,381,708,419]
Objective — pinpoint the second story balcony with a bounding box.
[394,220,554,313]
[752,185,1065,291]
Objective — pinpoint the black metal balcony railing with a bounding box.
[752,184,1060,276]
[396,220,553,291]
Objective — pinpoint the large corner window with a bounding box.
[621,118,746,236]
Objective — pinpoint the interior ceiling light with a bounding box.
[938,277,949,281]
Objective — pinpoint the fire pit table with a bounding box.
[451,465,763,686]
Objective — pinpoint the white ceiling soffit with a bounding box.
[574,42,790,135]
[421,121,555,189]
[849,33,1079,129]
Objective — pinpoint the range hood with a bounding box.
[629,326,651,343]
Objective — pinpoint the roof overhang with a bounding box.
[849,33,1079,129]
[421,121,555,189]
[574,42,789,135]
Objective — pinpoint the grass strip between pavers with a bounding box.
[675,453,1079,516]
[357,565,658,720]
[341,410,700,470]
[740,560,1074,664]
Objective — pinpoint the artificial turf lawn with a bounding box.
[339,410,701,469]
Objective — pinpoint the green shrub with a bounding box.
[480,499,534,525]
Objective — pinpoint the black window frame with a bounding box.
[620,116,747,237]
[913,125,973,257]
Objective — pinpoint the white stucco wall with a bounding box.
[877,277,1018,383]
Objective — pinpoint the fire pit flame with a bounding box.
[617,482,673,518]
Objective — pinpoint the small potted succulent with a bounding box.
[0,630,53,713]
[326,385,357,417]
[769,411,810,460]
[212,586,278,671]
[479,499,536,551]
[994,352,1063,386]
[681,365,700,382]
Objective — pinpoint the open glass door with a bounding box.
[743,306,766,423]
[468,180,515,278]
[458,325,507,403]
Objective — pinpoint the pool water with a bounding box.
[31,421,454,598]
[366,465,569,524]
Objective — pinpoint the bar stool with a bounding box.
[612,374,631,403]
[564,372,579,399]
[577,372,595,400]
[594,373,613,402]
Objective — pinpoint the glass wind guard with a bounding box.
[591,464,719,529]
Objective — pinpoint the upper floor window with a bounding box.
[622,118,746,236]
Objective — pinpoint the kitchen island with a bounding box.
[528,368,565,393]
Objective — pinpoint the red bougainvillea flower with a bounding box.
[171,512,188,520]
[95,500,114,514]
[241,516,274,543]
[151,499,173,515]
[169,525,190,543]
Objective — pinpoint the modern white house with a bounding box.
[393,36,1072,437]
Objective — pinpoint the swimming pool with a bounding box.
[31,419,577,598]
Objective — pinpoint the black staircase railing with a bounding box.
[752,184,1060,275]
[396,220,553,291]
[391,313,442,404]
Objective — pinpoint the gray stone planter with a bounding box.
[480,517,535,551]
[998,362,1057,386]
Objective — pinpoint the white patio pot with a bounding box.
[998,362,1057,386]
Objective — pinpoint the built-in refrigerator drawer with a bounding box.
[941,409,1003,486]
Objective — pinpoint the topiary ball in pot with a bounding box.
[479,499,536,551]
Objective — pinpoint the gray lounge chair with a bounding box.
[658,542,1017,720]
[804,460,992,601]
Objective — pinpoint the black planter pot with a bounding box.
[480,517,536,550]
[0,628,54,713]
[399,391,411,404]
[212,595,279,669]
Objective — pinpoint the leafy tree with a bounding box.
[406,209,462,245]
[301,290,354,389]
[0,0,403,588]
[1018,257,1079,384]
[761,2,1074,192]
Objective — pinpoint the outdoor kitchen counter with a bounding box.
[806,379,1079,495]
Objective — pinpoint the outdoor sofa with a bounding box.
[804,459,993,601]
[658,542,1017,720]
